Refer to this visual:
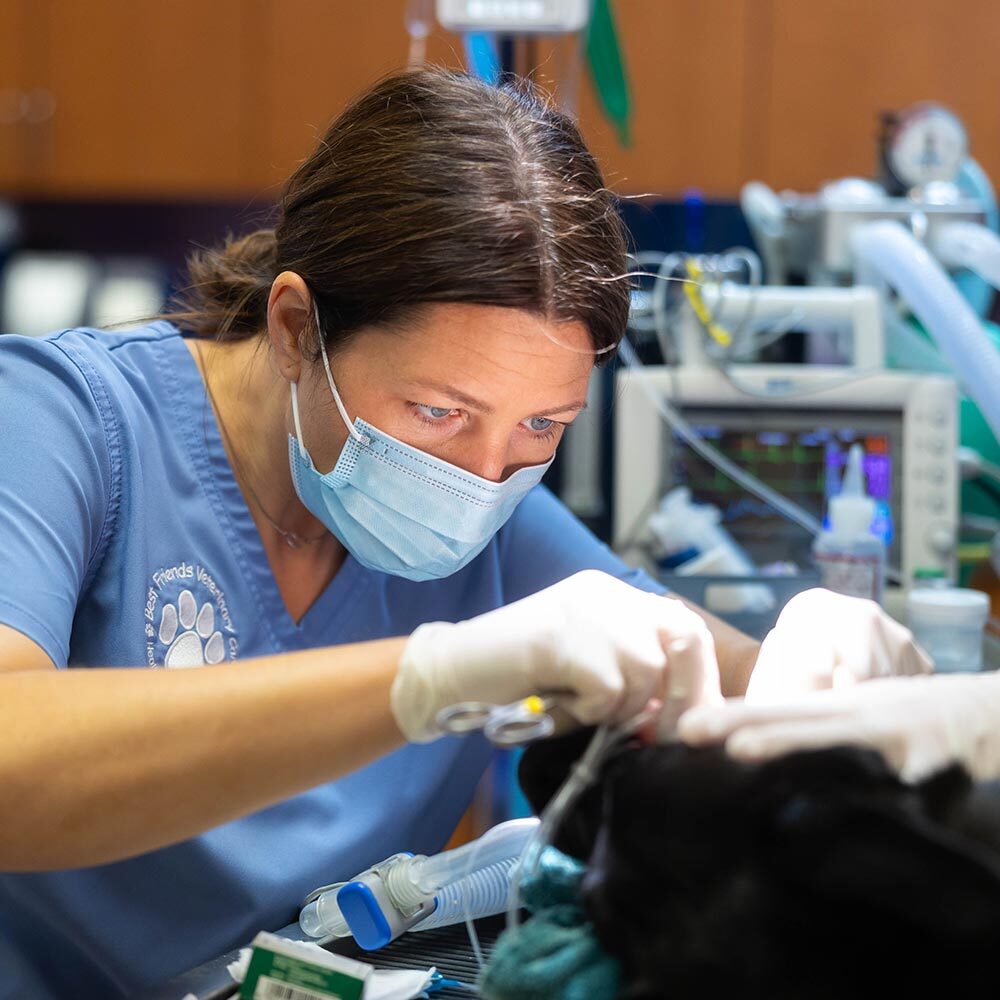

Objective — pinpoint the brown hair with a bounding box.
[167,67,629,363]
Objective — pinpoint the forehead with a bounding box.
[360,303,596,392]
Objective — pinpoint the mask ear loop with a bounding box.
[310,297,372,447]
[289,381,309,460]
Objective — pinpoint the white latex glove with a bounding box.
[744,588,932,705]
[679,671,1000,784]
[391,569,720,743]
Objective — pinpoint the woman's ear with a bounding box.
[267,271,315,384]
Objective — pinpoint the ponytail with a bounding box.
[165,229,277,339]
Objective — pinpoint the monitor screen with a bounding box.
[665,407,903,569]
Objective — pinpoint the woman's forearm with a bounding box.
[0,637,407,871]
[0,590,760,873]
[679,597,760,696]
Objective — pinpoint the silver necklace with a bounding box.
[197,342,328,549]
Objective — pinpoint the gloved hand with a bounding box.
[391,569,720,743]
[744,588,932,705]
[678,671,1000,783]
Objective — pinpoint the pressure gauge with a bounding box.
[879,103,968,193]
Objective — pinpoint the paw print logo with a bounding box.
[158,589,225,667]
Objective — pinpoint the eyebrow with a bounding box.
[407,379,588,417]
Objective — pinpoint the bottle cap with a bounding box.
[828,444,876,537]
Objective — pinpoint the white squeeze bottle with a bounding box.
[812,443,886,604]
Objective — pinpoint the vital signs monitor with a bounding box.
[613,366,959,584]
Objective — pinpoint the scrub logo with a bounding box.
[158,591,225,667]
[144,562,239,667]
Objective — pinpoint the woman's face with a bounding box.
[295,302,596,482]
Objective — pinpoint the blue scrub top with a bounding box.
[0,323,664,999]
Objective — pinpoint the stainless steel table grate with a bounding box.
[327,914,505,997]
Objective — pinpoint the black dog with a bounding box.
[519,731,1000,998]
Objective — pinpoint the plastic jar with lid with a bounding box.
[906,587,990,673]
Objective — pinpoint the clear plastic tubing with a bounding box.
[394,817,538,905]
[299,817,538,938]
[410,857,517,932]
[507,722,619,931]
[934,221,1000,291]
[852,220,1000,443]
[299,891,350,940]
[299,856,521,941]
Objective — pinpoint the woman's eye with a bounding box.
[524,416,555,433]
[416,404,455,421]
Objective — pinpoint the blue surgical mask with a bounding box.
[287,317,554,581]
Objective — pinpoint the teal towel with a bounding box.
[478,848,620,1000]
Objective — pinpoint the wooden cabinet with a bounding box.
[0,0,460,198]
[249,0,754,199]
[575,0,1000,196]
[37,0,251,197]
[571,0,753,198]
[246,0,463,194]
[0,1,998,200]
[5,0,251,198]
[745,0,1000,192]
[0,0,43,190]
